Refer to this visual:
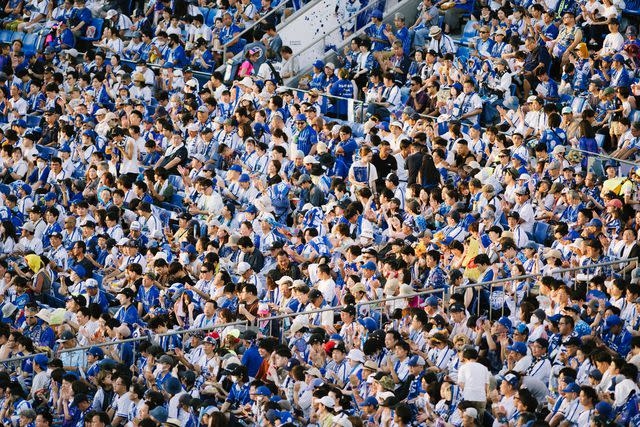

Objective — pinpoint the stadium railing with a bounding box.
[221,0,310,60]
[1,259,634,364]
[277,84,366,122]
[0,320,249,364]
[257,257,639,338]
[282,0,387,86]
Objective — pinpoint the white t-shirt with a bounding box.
[112,391,134,419]
[457,361,490,402]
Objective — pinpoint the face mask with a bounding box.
[37,161,45,169]
[96,169,104,178]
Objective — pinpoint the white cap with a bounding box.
[106,9,118,18]
[294,150,305,159]
[260,212,275,222]
[185,78,198,88]
[117,238,129,246]
[303,155,319,164]
[236,262,252,275]
[173,69,183,77]
[239,77,254,87]
[316,142,328,154]
[187,123,200,132]
[276,276,293,285]
[130,221,141,231]
[464,408,478,418]
[333,413,353,427]
[318,396,335,408]
[390,121,403,129]
[347,349,365,363]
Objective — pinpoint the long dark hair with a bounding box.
[419,151,441,187]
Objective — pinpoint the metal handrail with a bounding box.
[2,258,631,363]
[278,84,366,122]
[257,257,638,324]
[0,320,248,364]
[222,0,292,59]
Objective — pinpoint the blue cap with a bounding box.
[21,184,32,195]
[602,56,612,63]
[613,53,625,63]
[605,314,623,328]
[562,382,580,393]
[285,358,300,371]
[507,341,527,355]
[44,192,56,202]
[14,119,26,128]
[33,354,48,368]
[313,60,324,69]
[425,296,439,307]
[295,113,307,122]
[59,145,71,153]
[360,396,378,407]
[163,376,182,395]
[88,346,104,357]
[513,153,527,164]
[149,406,168,423]
[595,401,613,420]
[278,411,294,424]
[499,372,519,386]
[330,333,343,341]
[82,130,97,139]
[358,317,377,332]
[71,265,87,278]
[371,9,383,19]
[238,173,250,183]
[407,355,425,367]
[245,204,258,214]
[472,123,482,131]
[182,244,196,254]
[255,385,272,396]
[229,164,242,172]
[0,185,10,197]
[587,218,603,228]
[515,323,529,335]
[378,121,390,132]
[497,316,512,331]
[361,261,376,270]
[548,313,562,323]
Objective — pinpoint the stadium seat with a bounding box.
[79,18,104,42]
[631,110,640,123]
[0,30,12,44]
[595,133,605,149]
[457,46,470,61]
[26,115,40,127]
[10,32,23,42]
[532,221,550,245]
[22,33,41,55]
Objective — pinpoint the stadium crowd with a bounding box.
[0,0,639,426]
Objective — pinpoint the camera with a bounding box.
[117,140,126,147]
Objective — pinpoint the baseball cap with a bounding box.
[407,355,426,367]
[562,382,580,393]
[507,341,527,355]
